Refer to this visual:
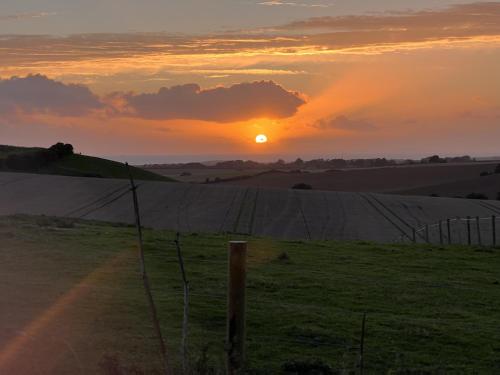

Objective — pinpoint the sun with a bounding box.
[255,134,268,144]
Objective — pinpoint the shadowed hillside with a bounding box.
[0,144,173,182]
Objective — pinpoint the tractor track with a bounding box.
[176,185,195,232]
[359,193,412,241]
[478,201,500,215]
[232,187,250,234]
[295,192,312,241]
[368,193,430,242]
[248,188,260,235]
[319,192,332,240]
[218,188,240,234]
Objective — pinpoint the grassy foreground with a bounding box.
[0,215,499,374]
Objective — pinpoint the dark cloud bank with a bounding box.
[0,75,102,116]
[0,75,305,122]
[122,81,305,122]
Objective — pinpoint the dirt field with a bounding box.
[141,167,267,183]
[396,173,500,199]
[1,171,499,245]
[214,162,500,197]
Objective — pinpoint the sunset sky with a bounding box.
[1,1,499,161]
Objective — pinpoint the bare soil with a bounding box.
[215,162,500,198]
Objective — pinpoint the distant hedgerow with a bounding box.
[4,142,73,171]
[466,192,488,200]
[292,183,312,190]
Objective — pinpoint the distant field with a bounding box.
[141,167,267,183]
[0,145,172,182]
[396,173,500,200]
[214,162,500,198]
[1,215,499,373]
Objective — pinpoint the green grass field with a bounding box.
[0,145,172,181]
[1,215,499,374]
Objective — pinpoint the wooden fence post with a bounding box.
[447,218,451,245]
[456,216,462,244]
[174,232,190,375]
[439,221,443,245]
[227,241,247,375]
[467,216,471,246]
[476,216,482,246]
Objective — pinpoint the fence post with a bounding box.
[447,218,452,245]
[456,216,462,244]
[467,216,471,246]
[174,232,190,375]
[439,221,443,245]
[227,241,247,375]
[493,215,497,247]
[476,216,482,246]
[126,163,171,375]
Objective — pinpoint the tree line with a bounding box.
[146,155,475,171]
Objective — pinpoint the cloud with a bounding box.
[0,75,305,122]
[1,3,499,84]
[117,81,305,122]
[281,2,500,33]
[0,75,103,116]
[313,115,376,131]
[258,1,332,8]
[0,12,56,22]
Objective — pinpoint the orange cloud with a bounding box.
[313,115,376,131]
[281,2,500,33]
[1,2,499,93]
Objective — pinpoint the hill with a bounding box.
[0,144,172,182]
[1,215,499,373]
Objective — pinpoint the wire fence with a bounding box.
[398,215,499,246]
